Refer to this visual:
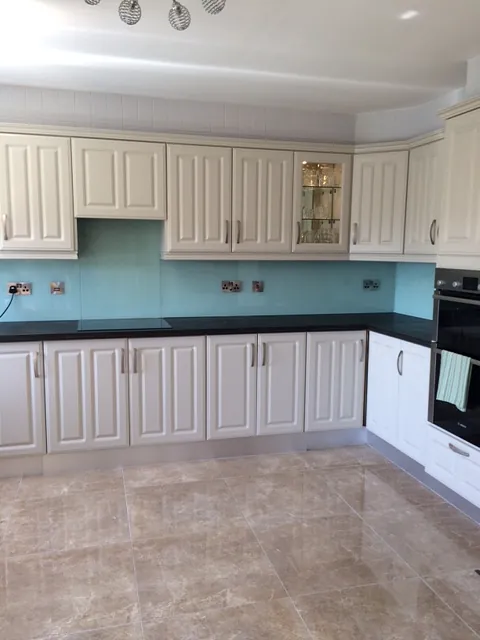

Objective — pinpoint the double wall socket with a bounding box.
[363,279,381,291]
[8,282,32,295]
[222,281,242,293]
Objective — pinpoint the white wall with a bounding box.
[0,84,356,143]
[355,88,463,144]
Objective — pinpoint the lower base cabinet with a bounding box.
[0,342,46,456]
[129,336,205,445]
[367,332,429,464]
[44,339,129,452]
[426,425,480,509]
[305,331,366,432]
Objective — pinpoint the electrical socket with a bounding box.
[221,280,242,293]
[363,279,381,291]
[8,282,32,296]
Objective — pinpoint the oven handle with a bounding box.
[434,346,480,368]
[433,293,480,307]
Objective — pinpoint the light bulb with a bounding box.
[169,1,191,30]
[119,0,141,25]
[202,0,226,15]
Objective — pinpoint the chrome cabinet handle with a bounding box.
[34,352,40,378]
[225,220,230,244]
[296,221,301,245]
[397,350,403,376]
[236,220,241,244]
[2,215,8,241]
[360,339,365,363]
[133,348,139,374]
[250,343,255,367]
[429,219,437,245]
[352,222,358,245]
[262,343,267,367]
[121,349,126,374]
[449,443,470,457]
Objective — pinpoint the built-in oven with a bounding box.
[430,268,480,448]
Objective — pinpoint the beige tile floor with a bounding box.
[1,445,479,639]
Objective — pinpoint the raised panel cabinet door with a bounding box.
[0,343,45,456]
[129,336,206,445]
[425,426,460,495]
[207,335,257,440]
[404,141,443,255]
[232,149,293,254]
[366,332,401,446]
[257,333,306,435]
[350,151,408,254]
[396,341,430,464]
[45,340,128,452]
[72,138,166,219]
[0,134,75,252]
[305,332,365,432]
[166,145,232,254]
[439,110,480,255]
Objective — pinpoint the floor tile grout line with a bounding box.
[122,467,146,640]
[222,479,316,640]
[332,491,480,638]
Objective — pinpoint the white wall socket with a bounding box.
[7,282,32,295]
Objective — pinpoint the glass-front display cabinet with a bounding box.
[292,152,352,254]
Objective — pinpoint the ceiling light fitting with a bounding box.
[84,0,226,30]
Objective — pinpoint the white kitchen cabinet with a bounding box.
[426,426,480,509]
[367,332,429,464]
[305,332,365,432]
[72,138,166,219]
[292,152,352,254]
[439,109,480,256]
[350,151,408,254]
[44,340,128,452]
[232,149,293,254]
[0,134,75,254]
[165,144,232,254]
[404,141,443,255]
[0,343,45,456]
[257,333,306,435]
[207,335,257,440]
[129,336,205,445]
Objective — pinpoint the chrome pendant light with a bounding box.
[169,1,191,31]
[201,0,226,15]
[119,0,142,25]
[84,0,226,30]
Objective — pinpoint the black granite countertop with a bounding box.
[0,313,434,347]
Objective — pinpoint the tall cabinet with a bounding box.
[0,134,75,254]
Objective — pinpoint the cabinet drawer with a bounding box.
[426,425,480,508]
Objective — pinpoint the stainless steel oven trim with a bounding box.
[433,293,480,306]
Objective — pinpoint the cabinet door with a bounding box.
[0,343,45,456]
[292,152,352,254]
[233,149,293,254]
[350,151,408,254]
[257,333,306,435]
[0,134,75,252]
[207,335,257,440]
[366,332,401,446]
[306,332,365,432]
[129,337,205,445]
[439,110,480,255]
[404,141,443,255]
[45,340,128,452]
[72,138,166,219]
[396,341,429,464]
[166,145,232,254]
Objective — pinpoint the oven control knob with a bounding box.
[436,280,446,286]
[452,281,462,288]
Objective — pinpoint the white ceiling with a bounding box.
[2,0,480,114]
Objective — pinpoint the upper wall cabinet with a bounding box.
[0,134,75,254]
[72,138,166,220]
[350,151,408,254]
[165,144,232,254]
[404,141,443,256]
[439,109,480,256]
[232,149,293,254]
[292,152,352,254]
